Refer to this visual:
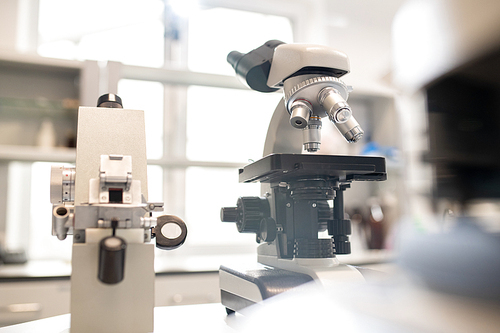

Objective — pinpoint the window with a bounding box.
[187,7,294,75]
[38,0,165,67]
[186,86,281,163]
[117,79,164,160]
[4,2,295,267]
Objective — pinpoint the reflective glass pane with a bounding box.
[184,167,260,246]
[186,86,282,162]
[147,165,163,202]
[188,7,293,75]
[118,79,164,160]
[38,0,165,67]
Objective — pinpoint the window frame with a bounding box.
[0,1,305,267]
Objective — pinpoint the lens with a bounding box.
[302,117,322,152]
[335,118,364,143]
[289,100,312,129]
[318,87,364,143]
[335,108,351,123]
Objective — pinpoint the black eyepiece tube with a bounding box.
[226,40,285,93]
[227,51,244,70]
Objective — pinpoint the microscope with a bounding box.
[219,41,386,313]
[50,94,187,332]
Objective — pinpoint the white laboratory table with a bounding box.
[0,303,237,332]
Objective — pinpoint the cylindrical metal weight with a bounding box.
[98,236,127,284]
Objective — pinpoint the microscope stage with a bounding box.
[239,153,386,184]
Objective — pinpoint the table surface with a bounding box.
[0,303,240,333]
[0,251,393,280]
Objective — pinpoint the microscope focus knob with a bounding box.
[220,207,239,223]
[259,217,277,243]
[328,219,352,255]
[333,235,351,255]
[221,197,270,234]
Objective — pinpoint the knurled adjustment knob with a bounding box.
[328,219,352,236]
[329,219,351,255]
[317,201,332,232]
[97,93,123,108]
[294,238,334,258]
[259,217,277,243]
[220,207,239,222]
[333,235,351,255]
[220,197,270,234]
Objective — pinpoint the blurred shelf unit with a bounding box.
[0,50,98,107]
[0,145,247,168]
[0,145,75,163]
[0,51,99,159]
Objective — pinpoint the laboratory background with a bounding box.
[0,0,499,332]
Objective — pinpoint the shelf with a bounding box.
[0,145,247,169]
[121,64,246,90]
[0,145,75,163]
[0,50,83,73]
[147,158,245,169]
[0,97,78,116]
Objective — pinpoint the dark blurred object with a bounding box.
[367,203,385,249]
[393,0,500,307]
[426,46,500,202]
[66,131,76,148]
[349,204,386,250]
[0,248,27,264]
[400,219,500,301]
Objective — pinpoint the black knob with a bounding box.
[294,238,334,258]
[333,235,351,255]
[154,215,187,250]
[328,219,352,255]
[328,219,352,235]
[97,93,123,108]
[221,207,239,222]
[98,236,127,284]
[221,197,270,234]
[259,217,277,243]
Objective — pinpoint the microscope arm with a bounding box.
[263,98,303,156]
[231,41,362,155]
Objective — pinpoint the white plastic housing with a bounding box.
[267,44,350,88]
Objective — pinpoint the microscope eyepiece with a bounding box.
[227,51,244,70]
[226,40,284,92]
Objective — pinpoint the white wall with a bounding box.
[0,0,19,51]
[0,0,39,53]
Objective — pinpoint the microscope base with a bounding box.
[220,257,366,313]
[70,240,155,333]
[219,264,314,313]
